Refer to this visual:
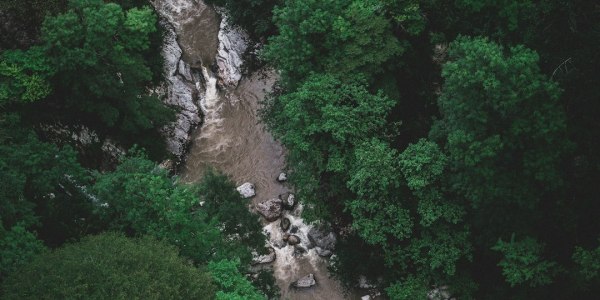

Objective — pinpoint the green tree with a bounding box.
[492,236,558,287]
[1,233,216,299]
[0,116,93,246]
[399,139,463,227]
[386,275,428,300]
[0,48,52,103]
[208,259,265,300]
[38,0,173,134]
[0,224,45,280]
[196,169,265,265]
[572,242,600,282]
[346,138,411,246]
[264,0,403,85]
[92,151,222,264]
[431,36,568,210]
[263,74,395,218]
[204,0,280,39]
[378,0,425,35]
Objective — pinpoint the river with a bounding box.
[151,0,360,299]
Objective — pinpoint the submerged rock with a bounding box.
[292,273,316,288]
[277,172,288,182]
[256,198,282,221]
[236,182,255,198]
[279,192,295,210]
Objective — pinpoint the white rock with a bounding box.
[361,296,371,300]
[236,182,256,198]
[252,247,276,265]
[292,273,316,288]
[277,172,288,182]
[216,14,248,87]
[156,20,201,159]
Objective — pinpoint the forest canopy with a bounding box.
[1,0,599,299]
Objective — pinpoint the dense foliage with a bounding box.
[1,0,599,299]
[1,233,216,299]
[1,0,171,157]
[0,0,275,298]
[257,0,600,298]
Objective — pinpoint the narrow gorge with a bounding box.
[152,0,354,299]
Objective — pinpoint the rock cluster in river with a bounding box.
[152,1,250,160]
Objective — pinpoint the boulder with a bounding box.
[280,217,291,231]
[252,247,276,265]
[361,296,372,300]
[279,192,295,209]
[282,233,290,241]
[292,273,316,289]
[308,227,337,251]
[256,198,282,221]
[155,20,201,159]
[216,14,248,87]
[288,235,301,245]
[236,182,255,198]
[277,172,288,182]
[315,247,333,257]
[290,226,299,234]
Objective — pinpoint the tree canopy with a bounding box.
[1,233,216,300]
